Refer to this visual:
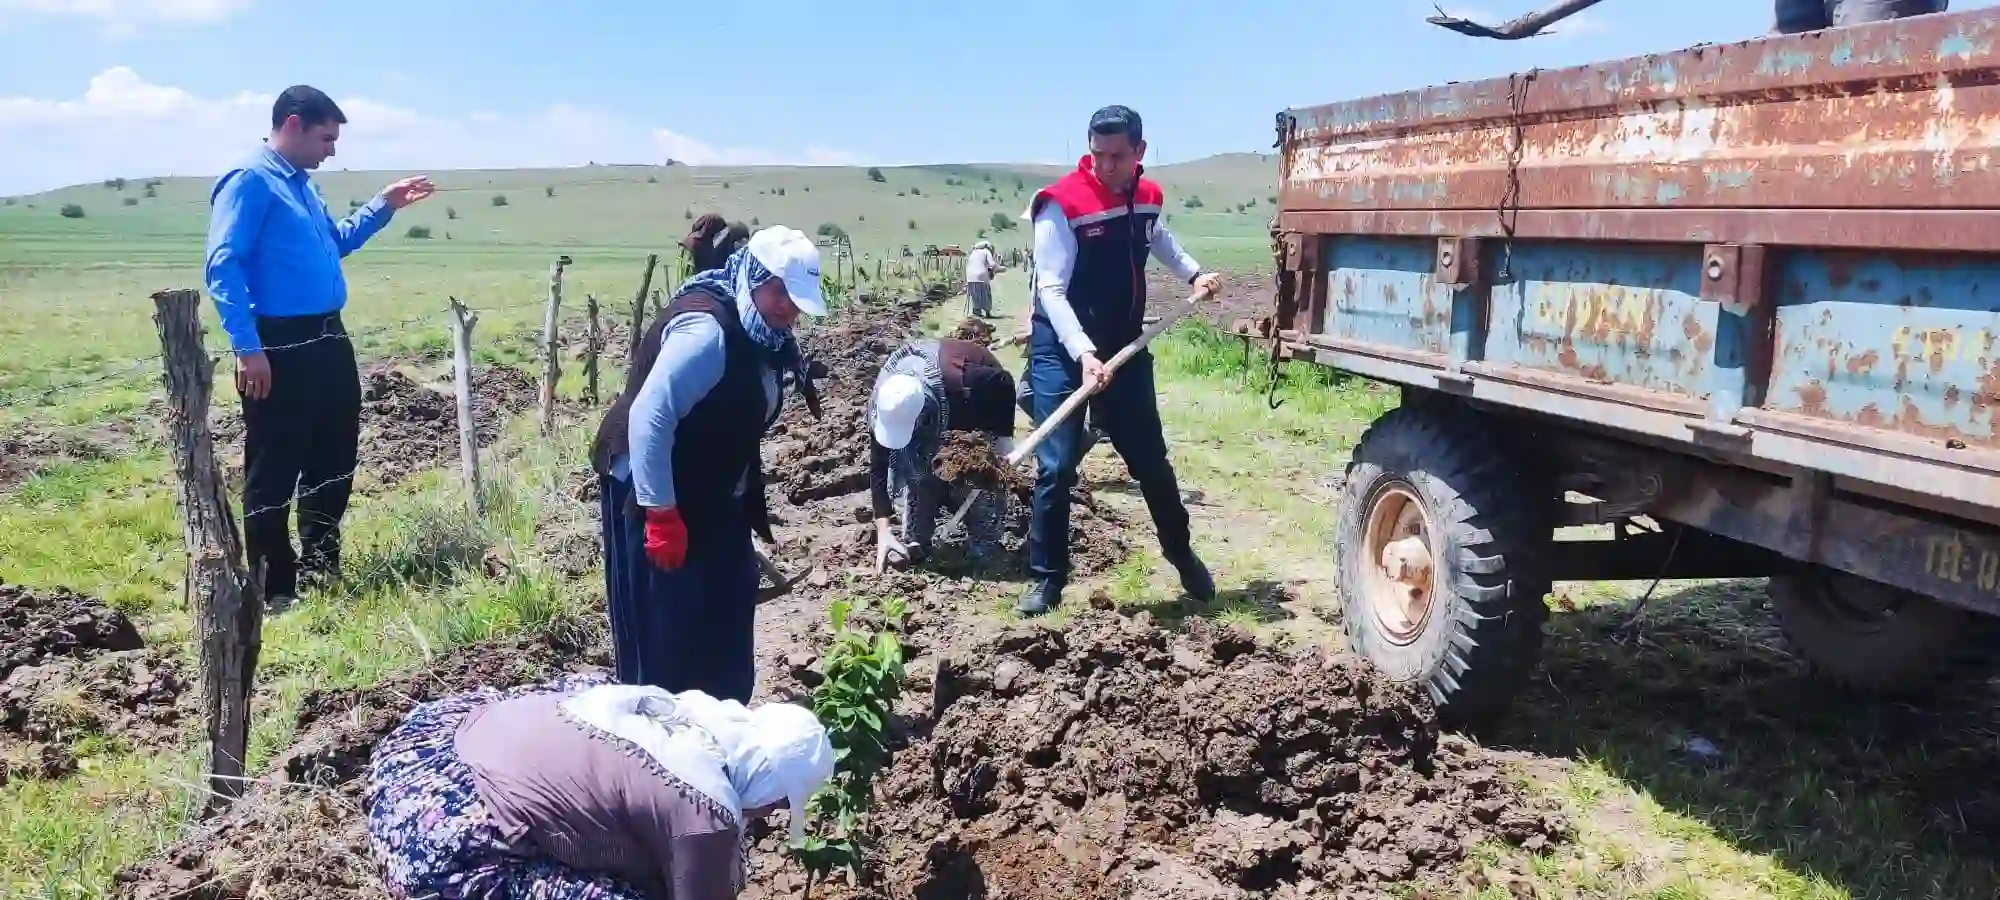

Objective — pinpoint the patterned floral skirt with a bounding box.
[363,669,652,900]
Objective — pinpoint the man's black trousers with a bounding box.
[241,313,362,599]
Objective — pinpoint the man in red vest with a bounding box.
[1017,105,1222,617]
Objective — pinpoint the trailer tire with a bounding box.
[1336,405,1551,724]
[1769,564,1972,692]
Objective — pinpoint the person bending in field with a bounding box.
[365,670,833,900]
[867,337,1019,572]
[204,85,435,606]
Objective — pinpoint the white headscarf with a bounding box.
[562,685,835,841]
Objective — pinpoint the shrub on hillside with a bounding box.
[59,203,85,218]
[491,194,509,207]
[909,186,921,196]
[545,186,556,198]
[104,178,127,190]
[1184,196,1204,209]
[816,222,848,243]
[989,212,1016,232]
[446,206,458,220]
[867,167,886,183]
[406,225,433,239]
[908,219,917,230]
[122,197,139,207]
[647,175,659,184]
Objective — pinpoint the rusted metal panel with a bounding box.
[1281,10,2000,217]
[1323,237,1452,357]
[1544,428,2000,616]
[1279,208,2000,254]
[1483,242,1716,398]
[1766,250,2000,452]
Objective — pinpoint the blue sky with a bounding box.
[0,0,1993,193]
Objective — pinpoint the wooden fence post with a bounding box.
[539,259,565,434]
[628,253,658,360]
[448,297,484,512]
[151,288,261,814]
[584,292,601,406]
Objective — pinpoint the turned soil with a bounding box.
[0,585,189,784]
[209,362,540,491]
[741,612,1569,900]
[109,283,1567,900]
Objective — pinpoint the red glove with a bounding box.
[644,507,688,571]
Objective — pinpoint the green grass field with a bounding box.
[3,157,1996,900]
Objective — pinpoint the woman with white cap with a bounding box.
[365,671,835,900]
[867,336,1019,570]
[590,226,825,701]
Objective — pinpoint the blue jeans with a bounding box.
[1025,326,1192,584]
[599,473,758,702]
[1774,0,1944,32]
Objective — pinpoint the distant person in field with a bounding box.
[1773,0,1944,32]
[1017,104,1222,617]
[684,213,751,274]
[365,670,833,900]
[590,226,825,700]
[865,336,1018,572]
[203,85,435,604]
[963,239,1003,317]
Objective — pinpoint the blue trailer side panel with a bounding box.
[1770,251,2000,452]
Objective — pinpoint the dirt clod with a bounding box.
[1,584,143,681]
[0,427,118,494]
[947,317,997,343]
[112,625,610,900]
[0,585,188,769]
[744,612,1568,899]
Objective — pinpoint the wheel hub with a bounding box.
[1361,484,1436,646]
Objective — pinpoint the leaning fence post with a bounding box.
[152,288,261,814]
[448,297,484,511]
[584,292,602,406]
[539,259,566,434]
[628,253,658,360]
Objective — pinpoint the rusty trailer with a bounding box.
[1258,8,2000,720]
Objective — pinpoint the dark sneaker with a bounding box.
[1016,579,1064,617]
[1167,551,1216,602]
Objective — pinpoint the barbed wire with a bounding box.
[0,297,566,412]
[0,354,166,410]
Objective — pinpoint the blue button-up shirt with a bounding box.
[203,145,396,355]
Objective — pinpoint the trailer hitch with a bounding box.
[1426,0,1610,40]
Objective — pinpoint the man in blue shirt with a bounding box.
[204,84,435,603]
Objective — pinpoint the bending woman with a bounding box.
[366,671,834,899]
[590,226,826,699]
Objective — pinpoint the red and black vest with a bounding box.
[591,288,775,548]
[1029,155,1165,355]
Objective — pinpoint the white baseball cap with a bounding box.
[871,373,927,450]
[745,226,827,316]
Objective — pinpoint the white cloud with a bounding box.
[0,67,875,195]
[0,0,251,36]
[651,128,867,168]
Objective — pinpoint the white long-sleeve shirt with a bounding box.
[1031,203,1202,360]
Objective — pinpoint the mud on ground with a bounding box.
[1148,267,1276,333]
[0,424,130,494]
[210,362,540,491]
[742,611,1569,900]
[112,624,610,900]
[0,585,189,784]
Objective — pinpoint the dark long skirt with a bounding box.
[598,473,758,702]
